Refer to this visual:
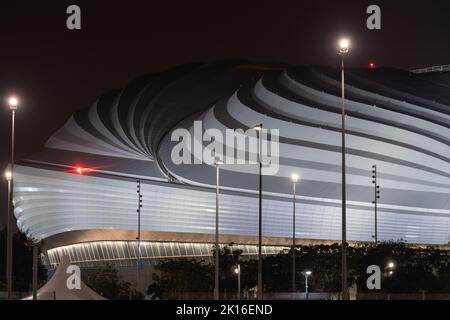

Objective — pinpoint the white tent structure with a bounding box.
[24,255,106,300]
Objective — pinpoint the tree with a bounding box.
[149,258,213,299]
[148,244,243,299]
[0,227,47,292]
[351,242,450,293]
[84,263,142,300]
[145,242,450,297]
[216,243,243,295]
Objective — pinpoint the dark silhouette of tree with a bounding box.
[84,263,142,300]
[149,258,213,299]
[147,242,450,297]
[0,227,46,292]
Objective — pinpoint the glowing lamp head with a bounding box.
[234,266,240,274]
[291,173,299,183]
[8,96,18,109]
[338,38,350,53]
[5,170,12,181]
[305,270,312,276]
[388,262,395,268]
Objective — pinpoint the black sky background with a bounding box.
[1,0,450,227]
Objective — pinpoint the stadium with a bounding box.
[11,61,450,287]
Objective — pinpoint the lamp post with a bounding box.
[7,96,18,299]
[5,169,13,298]
[371,165,380,243]
[214,159,224,300]
[291,173,299,292]
[32,243,39,300]
[253,123,263,300]
[304,270,312,299]
[234,264,241,300]
[338,38,350,300]
[25,237,40,300]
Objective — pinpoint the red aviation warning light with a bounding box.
[369,62,376,69]
[73,166,94,175]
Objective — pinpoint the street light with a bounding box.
[234,264,241,300]
[25,237,41,300]
[5,170,12,181]
[214,158,224,300]
[253,124,263,300]
[6,95,18,299]
[304,270,312,299]
[291,173,299,292]
[388,262,395,269]
[8,96,18,109]
[4,168,13,298]
[338,39,350,53]
[338,38,350,300]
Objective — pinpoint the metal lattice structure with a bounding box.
[45,241,285,267]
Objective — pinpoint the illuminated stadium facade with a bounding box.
[12,61,450,278]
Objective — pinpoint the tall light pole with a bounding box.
[25,237,40,300]
[304,270,312,299]
[234,264,241,300]
[338,38,350,300]
[253,123,263,300]
[371,165,380,244]
[7,96,18,299]
[214,159,224,300]
[5,169,13,298]
[32,243,39,300]
[291,173,299,293]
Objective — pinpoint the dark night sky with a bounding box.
[1,0,450,227]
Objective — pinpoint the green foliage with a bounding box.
[148,242,450,296]
[151,258,213,296]
[84,263,142,300]
[253,243,342,292]
[148,244,243,299]
[350,242,450,293]
[0,227,47,292]
[216,243,243,293]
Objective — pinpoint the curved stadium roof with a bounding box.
[13,61,450,246]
